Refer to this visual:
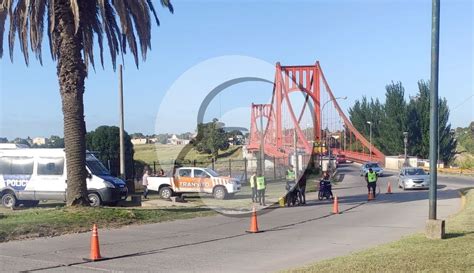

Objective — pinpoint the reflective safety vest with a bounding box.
[367,171,377,183]
[256,176,266,190]
[286,170,296,180]
[250,175,256,188]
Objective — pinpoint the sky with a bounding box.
[0,0,473,140]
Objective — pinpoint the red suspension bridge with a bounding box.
[247,62,385,165]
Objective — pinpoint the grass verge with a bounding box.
[0,207,215,243]
[285,188,474,273]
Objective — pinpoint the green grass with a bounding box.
[285,188,474,273]
[134,144,243,165]
[0,206,215,243]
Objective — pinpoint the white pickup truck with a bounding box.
[147,167,241,200]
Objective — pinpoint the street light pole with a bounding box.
[403,131,408,167]
[119,65,125,180]
[429,0,440,221]
[366,121,372,161]
[259,105,265,177]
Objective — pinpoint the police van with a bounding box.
[0,144,128,208]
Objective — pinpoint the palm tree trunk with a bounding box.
[55,0,89,206]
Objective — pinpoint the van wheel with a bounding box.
[1,193,17,208]
[159,187,173,199]
[88,193,102,207]
[213,186,227,200]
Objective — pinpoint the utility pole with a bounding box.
[119,65,125,180]
[403,132,408,167]
[367,121,372,161]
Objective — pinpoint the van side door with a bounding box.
[34,157,66,201]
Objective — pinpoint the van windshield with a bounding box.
[86,154,110,176]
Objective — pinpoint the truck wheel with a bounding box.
[213,186,227,200]
[1,192,17,208]
[159,187,173,199]
[88,193,102,207]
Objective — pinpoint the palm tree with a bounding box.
[0,0,173,206]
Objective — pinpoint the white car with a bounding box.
[397,167,430,190]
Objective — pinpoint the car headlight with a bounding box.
[104,181,116,188]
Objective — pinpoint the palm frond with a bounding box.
[1,0,173,70]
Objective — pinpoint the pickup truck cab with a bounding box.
[147,167,241,200]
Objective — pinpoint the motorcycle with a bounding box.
[318,179,333,200]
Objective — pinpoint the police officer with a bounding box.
[365,168,377,198]
[249,171,257,202]
[286,165,296,183]
[297,169,308,205]
[285,165,297,206]
[256,175,266,206]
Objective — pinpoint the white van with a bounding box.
[0,145,128,208]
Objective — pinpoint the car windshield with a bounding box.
[367,163,380,168]
[406,168,426,176]
[86,154,110,176]
[205,168,219,177]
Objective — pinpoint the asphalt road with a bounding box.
[0,164,470,273]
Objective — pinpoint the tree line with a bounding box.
[349,80,457,164]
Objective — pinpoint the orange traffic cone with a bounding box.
[84,224,104,261]
[368,191,374,201]
[332,195,339,214]
[246,207,262,233]
[386,182,393,194]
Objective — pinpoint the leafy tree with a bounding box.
[193,119,229,159]
[348,96,384,152]
[13,138,30,147]
[47,135,65,148]
[379,82,407,155]
[407,81,456,164]
[86,126,134,180]
[0,1,173,206]
[0,137,8,143]
[349,80,456,163]
[130,133,145,139]
[456,122,474,154]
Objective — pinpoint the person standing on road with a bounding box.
[256,175,266,206]
[249,171,257,202]
[142,167,150,199]
[298,169,308,205]
[286,165,296,184]
[365,168,377,198]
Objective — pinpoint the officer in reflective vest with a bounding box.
[286,166,296,182]
[249,172,257,203]
[365,168,377,198]
[256,176,266,206]
[285,166,297,206]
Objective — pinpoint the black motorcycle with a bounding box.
[318,179,333,200]
[285,181,300,206]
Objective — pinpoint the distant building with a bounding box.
[131,138,148,145]
[167,134,190,145]
[32,137,47,146]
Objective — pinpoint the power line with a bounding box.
[452,94,473,112]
